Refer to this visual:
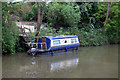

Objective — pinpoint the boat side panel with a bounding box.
[50,37,79,47]
[38,38,42,49]
[46,38,51,49]
[49,43,80,51]
[37,36,80,50]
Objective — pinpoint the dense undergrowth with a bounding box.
[2,2,120,54]
[38,27,109,46]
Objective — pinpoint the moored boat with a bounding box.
[28,35,80,56]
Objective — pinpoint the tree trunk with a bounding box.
[36,2,41,36]
[104,2,110,32]
[36,2,46,37]
[105,2,110,22]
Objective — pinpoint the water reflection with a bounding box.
[32,54,79,72]
[49,58,79,72]
[13,53,80,78]
[2,45,118,78]
[31,57,36,65]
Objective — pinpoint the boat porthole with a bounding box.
[65,40,67,43]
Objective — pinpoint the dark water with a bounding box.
[2,45,118,78]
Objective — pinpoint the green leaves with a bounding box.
[2,3,19,54]
[95,2,120,43]
[46,2,81,28]
[69,27,109,46]
[22,11,34,21]
[38,27,70,37]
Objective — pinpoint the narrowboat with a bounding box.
[28,35,80,56]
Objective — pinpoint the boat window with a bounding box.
[71,38,77,43]
[53,40,60,46]
[64,40,67,43]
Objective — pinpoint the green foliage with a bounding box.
[68,27,108,46]
[21,3,35,21]
[22,11,34,21]
[6,2,23,16]
[47,2,81,28]
[79,3,97,25]
[96,2,120,43]
[105,26,119,44]
[2,3,21,54]
[2,2,119,54]
[38,27,70,38]
[2,17,19,54]
[95,3,107,21]
[21,3,48,21]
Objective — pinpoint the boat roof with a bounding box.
[46,35,78,40]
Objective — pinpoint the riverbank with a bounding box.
[2,43,119,56]
[2,2,120,55]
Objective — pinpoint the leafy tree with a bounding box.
[79,3,96,25]
[46,2,81,28]
[2,3,19,54]
[96,2,119,43]
[77,2,98,31]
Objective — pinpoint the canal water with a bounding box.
[2,45,118,78]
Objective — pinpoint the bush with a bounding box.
[47,2,81,28]
[2,3,23,54]
[2,17,19,54]
[96,2,120,44]
[37,27,70,38]
[22,11,34,21]
[68,26,108,46]
[105,26,119,44]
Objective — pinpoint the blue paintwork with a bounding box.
[38,38,42,49]
[46,37,51,49]
[37,35,80,51]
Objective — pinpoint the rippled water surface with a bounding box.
[2,45,119,78]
